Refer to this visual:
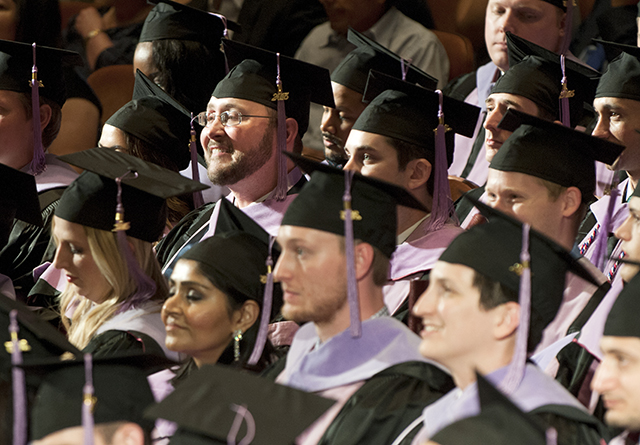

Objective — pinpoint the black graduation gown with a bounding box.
[317,361,455,445]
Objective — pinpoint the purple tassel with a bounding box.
[425,90,455,234]
[29,43,46,176]
[500,223,531,396]
[272,53,288,201]
[559,55,572,128]
[247,236,276,365]
[112,172,157,313]
[343,171,362,338]
[227,404,255,445]
[82,353,95,445]
[400,58,412,81]
[190,113,204,208]
[210,13,230,74]
[546,427,558,445]
[9,310,27,445]
[593,179,620,272]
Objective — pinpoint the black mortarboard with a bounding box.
[491,109,624,202]
[355,70,479,158]
[282,153,426,258]
[145,364,335,445]
[139,0,238,49]
[442,197,599,349]
[431,373,548,445]
[0,295,80,375]
[330,28,437,95]
[541,0,571,10]
[180,230,282,319]
[0,39,82,107]
[490,32,599,124]
[604,269,640,338]
[105,70,193,170]
[214,39,335,137]
[594,39,640,101]
[0,163,42,228]
[24,353,172,440]
[56,147,207,242]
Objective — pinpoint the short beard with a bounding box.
[206,127,274,186]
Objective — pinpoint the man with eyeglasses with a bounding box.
[155,39,334,275]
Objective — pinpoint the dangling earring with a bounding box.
[233,329,243,362]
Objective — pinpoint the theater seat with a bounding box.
[432,30,475,81]
[448,175,478,202]
[87,64,135,125]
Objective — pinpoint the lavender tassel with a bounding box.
[343,171,362,338]
[227,404,255,445]
[500,223,531,396]
[559,55,572,128]
[546,427,558,445]
[113,172,157,312]
[425,90,455,233]
[400,58,412,81]
[247,236,276,365]
[82,353,95,445]
[190,113,204,208]
[271,53,288,201]
[558,0,574,56]
[29,43,46,176]
[593,181,620,272]
[9,310,27,445]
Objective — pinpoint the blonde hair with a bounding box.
[55,222,168,349]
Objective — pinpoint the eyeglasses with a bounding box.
[194,110,272,128]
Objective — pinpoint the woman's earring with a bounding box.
[233,329,243,362]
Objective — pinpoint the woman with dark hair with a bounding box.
[163,230,281,383]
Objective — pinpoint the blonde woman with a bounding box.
[51,147,203,358]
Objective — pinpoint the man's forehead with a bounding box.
[487,0,555,8]
[601,336,640,356]
[207,96,268,112]
[277,224,342,244]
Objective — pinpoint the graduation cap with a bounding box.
[179,229,282,365]
[604,268,640,338]
[491,108,624,203]
[354,70,479,232]
[441,197,599,361]
[330,28,437,95]
[216,39,335,137]
[0,39,82,108]
[144,363,335,445]
[23,352,173,440]
[57,146,207,242]
[139,0,239,49]
[105,70,193,171]
[431,372,552,445]
[594,39,640,102]
[282,153,426,337]
[491,32,599,126]
[541,0,573,10]
[0,163,42,230]
[0,40,83,175]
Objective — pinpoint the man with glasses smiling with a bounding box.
[155,39,334,273]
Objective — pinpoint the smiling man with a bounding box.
[446,0,569,186]
[155,39,334,273]
[273,156,455,445]
[401,203,609,445]
[592,269,640,444]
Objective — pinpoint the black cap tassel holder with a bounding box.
[82,354,96,445]
[343,170,362,338]
[189,113,205,208]
[9,310,27,445]
[499,223,531,396]
[247,235,276,366]
[273,53,288,201]
[211,12,230,74]
[30,43,46,176]
[112,171,157,312]
[227,404,256,445]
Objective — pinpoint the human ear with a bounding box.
[234,300,260,333]
[109,422,145,445]
[493,301,520,340]
[38,103,52,133]
[405,158,432,192]
[353,242,375,281]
